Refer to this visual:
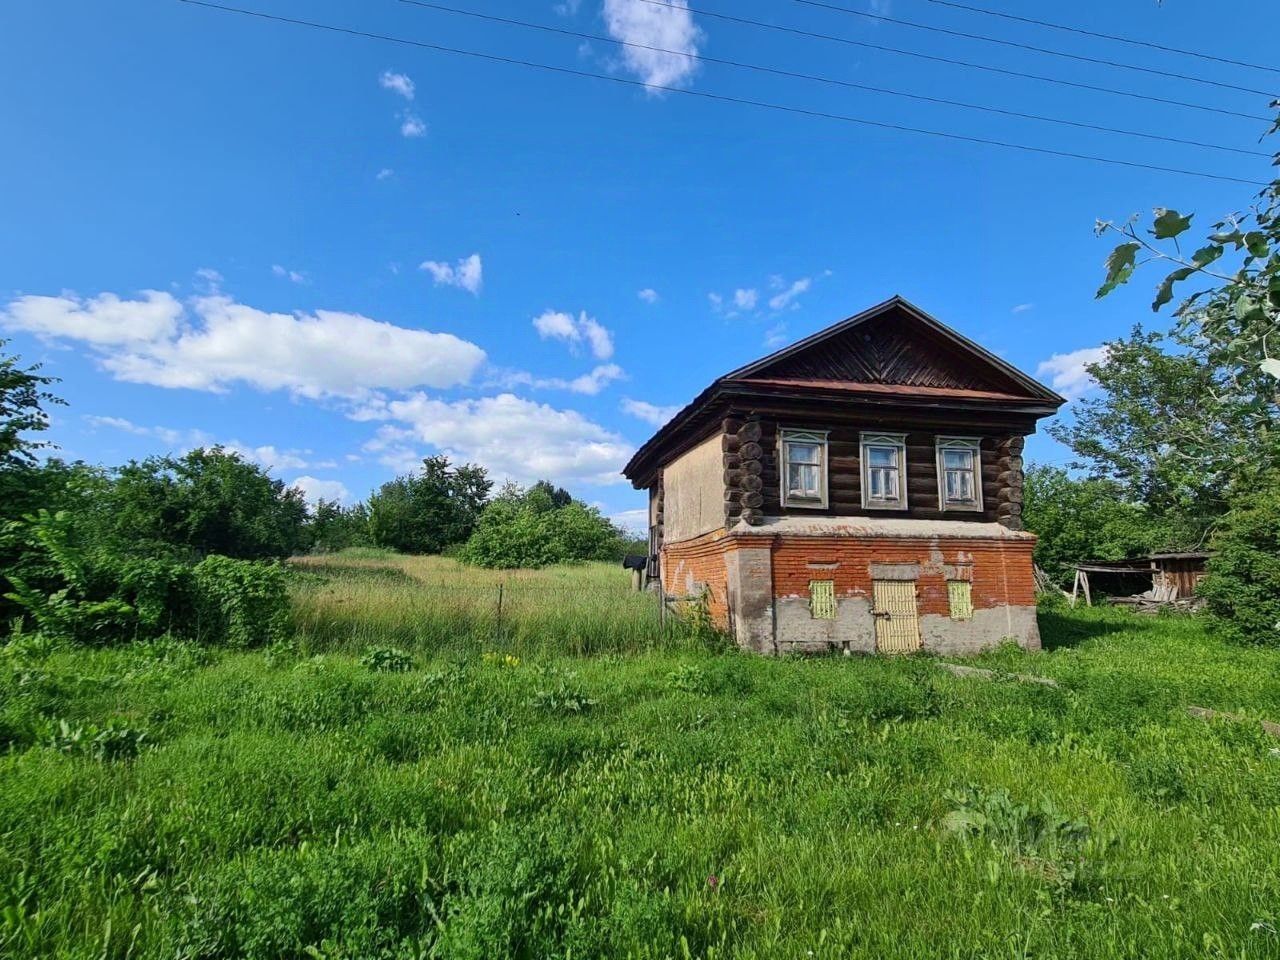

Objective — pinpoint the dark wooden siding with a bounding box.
[758,419,1004,523]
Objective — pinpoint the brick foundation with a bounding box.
[660,521,1040,655]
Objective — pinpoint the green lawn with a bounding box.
[2,556,1279,958]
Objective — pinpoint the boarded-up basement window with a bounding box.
[809,580,836,620]
[948,580,973,621]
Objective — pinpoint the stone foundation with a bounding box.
[660,516,1041,656]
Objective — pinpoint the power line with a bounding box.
[924,0,1280,77]
[794,0,1278,98]
[399,0,1270,159]
[173,0,1269,186]
[633,0,1272,123]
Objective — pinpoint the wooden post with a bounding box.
[631,568,642,592]
[1081,570,1092,607]
[496,582,504,640]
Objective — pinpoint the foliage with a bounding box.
[1022,465,1167,584]
[0,339,63,468]
[460,484,623,569]
[192,555,290,649]
[306,498,372,553]
[358,645,414,673]
[1198,470,1280,647]
[4,602,1280,958]
[1046,327,1278,544]
[104,447,310,561]
[367,455,492,554]
[44,717,148,761]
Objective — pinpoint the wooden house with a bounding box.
[622,296,1065,655]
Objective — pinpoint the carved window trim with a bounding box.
[936,437,984,512]
[860,432,908,511]
[780,429,829,509]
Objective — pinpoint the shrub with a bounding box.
[459,497,622,570]
[359,646,414,673]
[1199,471,1280,646]
[193,555,289,648]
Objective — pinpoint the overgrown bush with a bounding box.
[1199,471,1280,646]
[193,555,290,649]
[460,498,622,570]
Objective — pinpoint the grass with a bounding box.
[2,554,1280,958]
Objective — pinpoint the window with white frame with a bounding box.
[936,437,983,511]
[860,433,907,510]
[780,429,828,508]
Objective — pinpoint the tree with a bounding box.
[1046,326,1277,544]
[0,340,63,468]
[1022,465,1166,586]
[367,455,492,554]
[459,495,623,570]
[104,447,309,560]
[1197,469,1280,647]
[307,498,372,553]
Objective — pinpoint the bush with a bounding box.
[193,555,290,649]
[1199,472,1280,646]
[460,500,622,570]
[359,646,414,673]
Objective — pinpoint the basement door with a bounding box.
[872,579,921,653]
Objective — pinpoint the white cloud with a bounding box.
[2,290,486,400]
[733,288,758,311]
[360,392,633,486]
[420,254,483,294]
[495,363,627,396]
[532,309,614,360]
[379,70,415,100]
[84,415,316,471]
[637,287,660,304]
[1037,346,1108,399]
[1012,303,1035,314]
[194,268,223,287]
[768,277,812,312]
[610,507,648,535]
[376,167,395,181]
[602,0,703,92]
[272,264,308,285]
[400,112,427,138]
[621,398,680,426]
[1,290,183,346]
[764,322,789,348]
[292,475,352,505]
[554,0,583,15]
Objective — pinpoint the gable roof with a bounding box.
[622,295,1065,487]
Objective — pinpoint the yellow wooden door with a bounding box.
[873,579,921,653]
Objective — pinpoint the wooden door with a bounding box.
[873,579,921,653]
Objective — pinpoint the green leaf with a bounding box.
[1244,231,1270,258]
[1190,244,1225,268]
[1210,230,1245,248]
[1151,208,1193,240]
[1097,242,1140,299]
[1152,267,1195,311]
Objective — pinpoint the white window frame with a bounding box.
[860,432,908,511]
[779,429,829,509]
[936,437,984,512]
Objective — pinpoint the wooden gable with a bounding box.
[722,297,1059,401]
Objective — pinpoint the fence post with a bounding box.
[496,581,504,642]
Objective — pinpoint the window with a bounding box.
[947,580,973,621]
[809,579,836,619]
[936,437,983,511]
[780,429,828,508]
[860,433,907,510]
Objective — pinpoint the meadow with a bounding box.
[2,551,1279,959]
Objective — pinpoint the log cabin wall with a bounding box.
[749,416,1025,524]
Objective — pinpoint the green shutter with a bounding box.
[809,580,836,620]
[948,580,973,621]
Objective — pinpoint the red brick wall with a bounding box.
[662,532,1036,633]
[764,536,1036,615]
[661,530,731,624]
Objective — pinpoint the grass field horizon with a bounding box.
[3,551,1279,958]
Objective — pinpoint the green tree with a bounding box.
[103,447,309,560]
[459,482,624,569]
[1046,327,1277,544]
[367,455,492,554]
[1022,465,1165,586]
[1198,469,1280,646]
[0,339,62,468]
[307,498,372,553]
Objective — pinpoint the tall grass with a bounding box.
[290,551,690,656]
[3,559,1280,958]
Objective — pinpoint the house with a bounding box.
[622,296,1065,655]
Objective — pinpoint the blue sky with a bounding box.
[1,0,1274,532]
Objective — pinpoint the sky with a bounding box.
[0,0,1275,533]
